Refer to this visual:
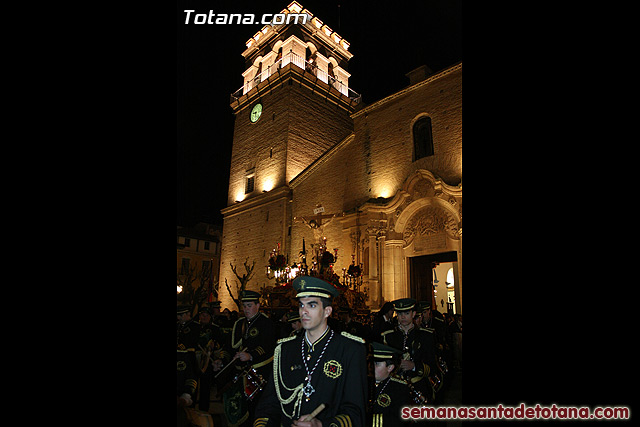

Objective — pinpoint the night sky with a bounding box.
[177,0,462,227]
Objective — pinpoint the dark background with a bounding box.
[177,0,462,227]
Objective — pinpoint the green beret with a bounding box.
[392,298,417,312]
[292,276,339,299]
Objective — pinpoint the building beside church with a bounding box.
[219,1,462,314]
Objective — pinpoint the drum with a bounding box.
[242,367,267,400]
[185,407,214,427]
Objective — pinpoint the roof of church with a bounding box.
[352,62,462,119]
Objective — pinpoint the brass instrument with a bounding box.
[198,344,212,373]
[404,377,428,405]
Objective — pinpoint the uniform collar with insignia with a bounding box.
[304,325,330,352]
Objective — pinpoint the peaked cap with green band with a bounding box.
[292,275,339,299]
[240,290,261,302]
[371,341,403,361]
[392,298,417,312]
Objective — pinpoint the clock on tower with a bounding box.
[250,103,262,123]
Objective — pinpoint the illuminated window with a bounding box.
[413,116,434,160]
[245,176,255,194]
[245,168,255,194]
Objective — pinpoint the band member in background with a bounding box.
[253,276,368,427]
[274,309,293,340]
[372,301,395,342]
[224,290,277,426]
[339,306,371,342]
[287,311,303,338]
[368,342,415,426]
[196,303,228,412]
[177,305,201,352]
[177,305,199,426]
[211,300,233,348]
[381,298,438,403]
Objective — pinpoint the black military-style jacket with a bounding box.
[229,312,277,377]
[253,328,368,427]
[177,348,198,397]
[372,315,395,343]
[198,321,230,372]
[368,375,414,427]
[178,319,201,351]
[381,325,437,389]
[342,319,371,342]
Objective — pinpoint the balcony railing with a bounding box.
[230,51,361,105]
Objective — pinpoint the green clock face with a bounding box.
[250,103,262,123]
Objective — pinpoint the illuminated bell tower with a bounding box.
[219,1,361,309]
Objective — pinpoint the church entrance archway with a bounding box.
[409,250,458,314]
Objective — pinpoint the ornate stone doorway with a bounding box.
[356,169,462,313]
[409,251,458,314]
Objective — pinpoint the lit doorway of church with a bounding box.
[409,251,458,314]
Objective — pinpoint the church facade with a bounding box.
[219,2,462,314]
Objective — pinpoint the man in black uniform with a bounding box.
[381,298,438,403]
[339,306,371,342]
[211,300,233,349]
[253,276,368,427]
[418,301,448,397]
[224,290,277,426]
[196,303,229,411]
[287,311,303,338]
[368,342,415,426]
[372,302,395,342]
[178,304,201,352]
[177,305,199,426]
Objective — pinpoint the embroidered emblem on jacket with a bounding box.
[323,360,342,379]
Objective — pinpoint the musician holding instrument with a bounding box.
[253,276,368,427]
[417,301,449,401]
[222,290,277,426]
[381,298,438,404]
[196,303,228,412]
[368,342,416,426]
[177,305,200,426]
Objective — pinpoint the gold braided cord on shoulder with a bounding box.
[273,343,305,420]
[340,331,365,343]
[231,318,243,349]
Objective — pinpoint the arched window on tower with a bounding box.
[253,61,263,84]
[413,116,434,161]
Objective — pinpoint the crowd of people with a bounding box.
[177,277,463,426]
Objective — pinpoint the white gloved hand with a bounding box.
[179,393,193,406]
